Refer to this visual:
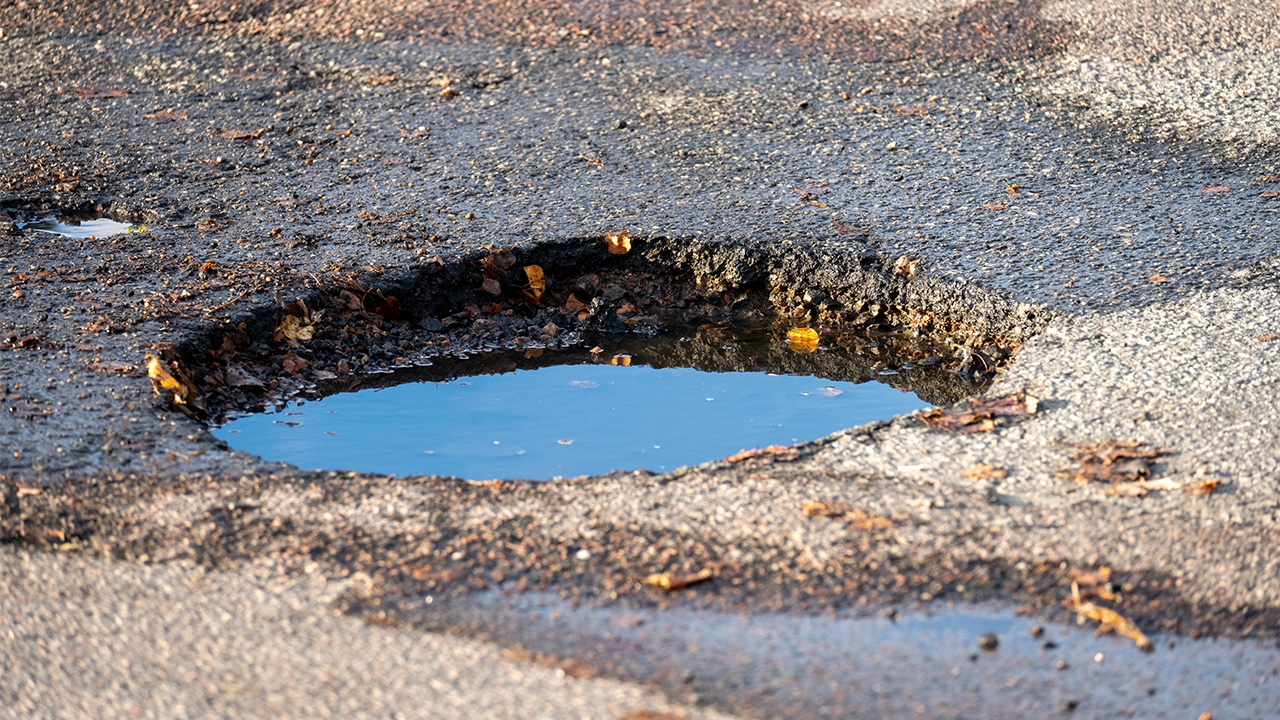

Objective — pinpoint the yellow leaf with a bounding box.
[1068,584,1152,652]
[643,568,713,591]
[524,265,545,300]
[608,354,631,366]
[146,353,187,404]
[603,231,632,255]
[273,314,315,344]
[786,327,819,353]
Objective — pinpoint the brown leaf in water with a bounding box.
[603,231,632,255]
[725,445,798,463]
[803,502,894,531]
[920,390,1039,433]
[786,327,819,354]
[1068,584,1152,651]
[963,463,1007,480]
[643,568,714,591]
[76,87,128,98]
[523,265,545,300]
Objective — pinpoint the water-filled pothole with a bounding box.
[18,214,139,238]
[213,340,929,479]
[185,237,1048,479]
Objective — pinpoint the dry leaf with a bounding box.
[1056,440,1167,485]
[920,390,1039,433]
[144,108,189,121]
[608,354,632,366]
[1201,184,1232,193]
[280,352,310,374]
[1068,584,1152,651]
[803,502,894,531]
[1185,479,1219,495]
[1256,333,1278,342]
[480,277,502,296]
[223,364,265,388]
[786,327,819,354]
[891,255,920,279]
[962,463,1007,480]
[274,314,315,344]
[146,353,191,405]
[725,445,798,463]
[373,295,401,319]
[643,568,714,591]
[216,128,266,141]
[524,265,545,300]
[603,231,632,255]
[1146,274,1176,284]
[1006,183,1021,194]
[76,87,128,98]
[366,74,396,85]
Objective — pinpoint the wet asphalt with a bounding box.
[2,1,1280,717]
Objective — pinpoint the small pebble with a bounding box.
[1094,652,1105,663]
[1055,660,1069,670]
[1060,699,1079,712]
[978,632,999,651]
[1030,625,1044,639]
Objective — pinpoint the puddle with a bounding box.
[196,237,1045,479]
[213,338,929,479]
[19,215,139,238]
[418,591,1280,718]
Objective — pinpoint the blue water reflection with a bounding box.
[215,364,927,479]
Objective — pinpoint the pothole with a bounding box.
[178,236,1048,479]
[17,213,140,239]
[212,332,933,479]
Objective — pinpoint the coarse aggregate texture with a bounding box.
[0,546,730,720]
[2,0,1280,717]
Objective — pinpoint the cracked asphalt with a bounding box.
[1,1,1279,717]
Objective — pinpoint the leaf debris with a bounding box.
[725,444,799,463]
[919,390,1039,434]
[1068,583,1152,652]
[603,231,632,255]
[643,568,714,591]
[962,463,1007,480]
[803,502,894,531]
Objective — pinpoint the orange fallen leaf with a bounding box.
[608,354,632,366]
[643,568,714,591]
[1006,183,1021,194]
[523,265,545,300]
[1068,583,1152,651]
[725,445,798,463]
[603,231,632,255]
[786,327,819,353]
[146,353,189,404]
[962,463,1007,480]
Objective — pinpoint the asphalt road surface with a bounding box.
[1,1,1279,717]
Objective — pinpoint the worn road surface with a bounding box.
[2,1,1279,717]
